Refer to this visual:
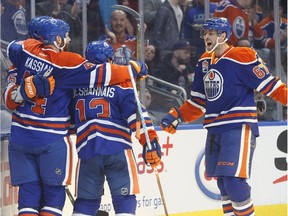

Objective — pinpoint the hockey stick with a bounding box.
[122,45,169,216]
[65,186,109,216]
[65,186,75,206]
[111,4,142,140]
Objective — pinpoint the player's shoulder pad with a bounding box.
[225,47,257,64]
[199,52,212,60]
[54,51,87,67]
[23,39,44,55]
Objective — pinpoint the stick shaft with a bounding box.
[155,170,169,216]
[122,45,169,216]
[65,186,75,206]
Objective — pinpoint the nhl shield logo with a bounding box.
[121,187,129,195]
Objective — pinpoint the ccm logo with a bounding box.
[217,161,235,166]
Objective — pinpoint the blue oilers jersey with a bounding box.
[4,39,133,146]
[180,46,287,136]
[70,82,155,160]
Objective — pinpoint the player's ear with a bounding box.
[55,35,63,45]
[220,32,227,41]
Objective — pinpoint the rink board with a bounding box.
[1,123,287,215]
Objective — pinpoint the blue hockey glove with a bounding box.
[130,60,148,80]
[161,107,183,134]
[19,74,55,101]
[142,138,162,168]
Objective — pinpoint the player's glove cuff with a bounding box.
[142,138,162,168]
[160,107,183,134]
[130,60,148,80]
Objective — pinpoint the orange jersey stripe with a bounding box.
[204,112,257,124]
[12,115,70,129]
[126,149,140,194]
[261,77,279,95]
[65,136,73,185]
[236,124,251,178]
[96,65,104,88]
[77,124,131,144]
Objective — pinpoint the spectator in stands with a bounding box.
[144,0,163,40]
[154,40,194,95]
[99,9,137,65]
[253,1,287,51]
[213,0,252,46]
[183,0,217,59]
[36,0,82,53]
[150,0,186,56]
[247,3,263,47]
[1,0,28,55]
[118,0,139,36]
[144,40,161,76]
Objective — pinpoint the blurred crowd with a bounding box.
[1,0,287,127]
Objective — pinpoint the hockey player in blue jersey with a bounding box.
[3,16,149,216]
[69,40,162,216]
[161,17,287,216]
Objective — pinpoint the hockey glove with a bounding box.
[161,107,183,134]
[130,60,148,80]
[19,74,55,101]
[142,138,162,168]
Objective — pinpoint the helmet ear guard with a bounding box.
[85,40,115,64]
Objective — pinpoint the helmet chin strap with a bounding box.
[54,38,67,51]
[206,37,228,53]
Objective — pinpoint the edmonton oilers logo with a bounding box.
[233,16,245,39]
[195,148,221,200]
[204,69,223,101]
[114,47,132,65]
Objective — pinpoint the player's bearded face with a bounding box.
[203,30,218,52]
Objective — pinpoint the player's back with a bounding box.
[7,39,97,146]
[70,82,139,159]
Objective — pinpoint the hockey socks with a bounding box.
[232,199,255,216]
[39,206,62,216]
[222,199,234,216]
[18,208,39,216]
